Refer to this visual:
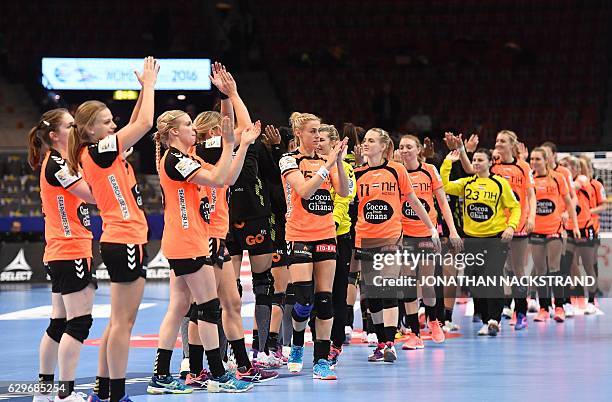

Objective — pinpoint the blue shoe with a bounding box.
[313,359,337,380]
[147,374,193,394]
[117,395,133,402]
[287,345,304,373]
[86,394,108,402]
[207,372,254,393]
[514,313,527,331]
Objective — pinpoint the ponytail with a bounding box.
[67,100,107,176]
[27,124,45,169]
[153,131,162,173]
[27,109,70,170]
[67,125,84,176]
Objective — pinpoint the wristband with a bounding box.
[219,92,229,100]
[316,166,330,180]
[430,227,439,237]
[458,145,465,152]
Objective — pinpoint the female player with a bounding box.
[397,135,462,348]
[29,109,97,402]
[280,112,349,379]
[355,128,439,363]
[316,124,356,367]
[67,57,158,402]
[441,148,520,336]
[147,110,252,393]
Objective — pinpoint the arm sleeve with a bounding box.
[279,154,299,177]
[440,159,466,196]
[165,152,202,182]
[45,155,82,189]
[501,178,521,229]
[88,134,120,168]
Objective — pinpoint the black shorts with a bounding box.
[271,216,288,268]
[100,242,147,283]
[168,256,208,276]
[226,216,274,256]
[210,238,231,269]
[46,258,97,295]
[576,227,597,247]
[529,233,562,245]
[287,238,337,264]
[402,236,438,252]
[354,243,402,261]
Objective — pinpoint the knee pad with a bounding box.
[314,292,333,320]
[271,292,285,308]
[285,283,296,305]
[189,302,198,324]
[293,281,314,306]
[252,270,274,296]
[348,271,359,286]
[197,298,221,324]
[46,318,67,343]
[382,298,398,309]
[368,298,383,314]
[236,279,243,298]
[64,314,93,343]
[292,302,313,321]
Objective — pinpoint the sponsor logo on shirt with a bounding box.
[178,188,189,228]
[108,174,130,219]
[98,135,117,153]
[56,195,72,237]
[467,203,493,222]
[175,156,200,178]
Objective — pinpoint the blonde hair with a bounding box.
[67,101,107,176]
[399,134,425,163]
[560,155,580,175]
[27,108,70,169]
[193,111,223,142]
[153,110,188,172]
[497,129,519,158]
[289,112,320,147]
[578,155,591,177]
[367,127,394,161]
[319,124,339,142]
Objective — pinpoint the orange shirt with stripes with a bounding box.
[354,160,414,248]
[401,162,442,237]
[79,134,147,244]
[491,159,534,234]
[159,147,210,259]
[279,151,338,242]
[591,178,606,233]
[40,149,93,262]
[533,170,568,235]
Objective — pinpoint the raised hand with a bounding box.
[209,62,237,97]
[220,116,235,144]
[354,144,365,165]
[423,137,435,159]
[465,133,479,153]
[241,121,262,145]
[336,137,349,163]
[263,125,282,146]
[444,132,461,150]
[393,149,403,163]
[517,142,528,161]
[134,56,159,88]
[446,149,460,162]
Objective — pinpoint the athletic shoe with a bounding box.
[249,348,259,362]
[223,355,238,373]
[502,307,513,319]
[564,303,575,318]
[401,333,424,350]
[282,346,291,360]
[344,326,352,344]
[313,359,337,380]
[328,345,342,369]
[514,313,527,330]
[185,370,211,391]
[534,308,550,322]
[207,372,253,393]
[472,313,482,323]
[509,312,517,326]
[117,395,134,402]
[554,307,566,322]
[179,358,190,380]
[367,343,385,362]
[427,319,445,343]
[273,348,287,365]
[576,297,587,310]
[477,324,489,336]
[527,299,539,313]
[255,352,282,369]
[442,320,460,332]
[54,393,87,402]
[237,366,278,383]
[147,375,193,394]
[360,332,369,344]
[394,330,403,340]
[86,394,108,402]
[585,303,597,315]
[287,345,304,373]
[383,342,397,363]
[367,333,378,346]
[487,320,500,336]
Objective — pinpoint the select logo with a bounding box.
[1,249,33,282]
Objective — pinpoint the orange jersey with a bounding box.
[354,160,414,248]
[491,159,534,233]
[575,175,596,229]
[40,150,93,262]
[279,151,338,242]
[554,164,577,231]
[159,147,210,259]
[591,178,606,232]
[533,171,568,235]
[80,134,147,244]
[401,162,442,237]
